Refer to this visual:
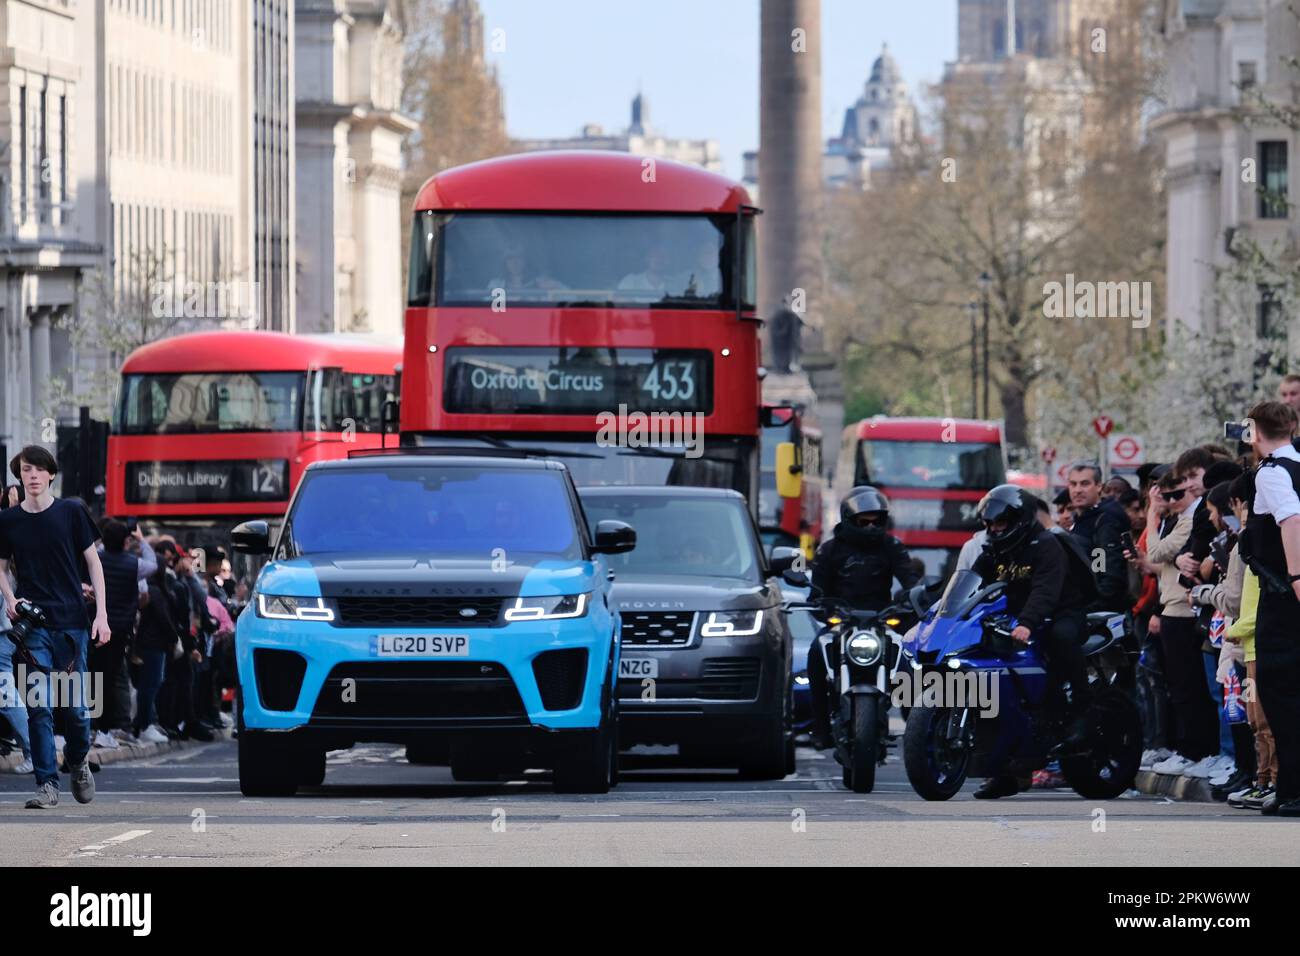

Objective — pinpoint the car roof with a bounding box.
[309,453,566,472]
[578,485,746,501]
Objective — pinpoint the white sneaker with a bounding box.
[1182,755,1222,779]
[1206,756,1237,783]
[1152,753,1194,775]
[1140,748,1173,770]
[11,758,33,774]
[139,726,169,745]
[93,730,120,750]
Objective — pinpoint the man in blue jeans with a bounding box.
[0,446,110,808]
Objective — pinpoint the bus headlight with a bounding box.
[700,609,764,637]
[255,594,336,622]
[504,593,588,621]
[846,631,884,666]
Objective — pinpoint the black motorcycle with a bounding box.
[784,593,920,792]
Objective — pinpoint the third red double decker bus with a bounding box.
[401,151,762,506]
[834,416,1007,580]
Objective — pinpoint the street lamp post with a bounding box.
[966,300,979,418]
[978,271,992,420]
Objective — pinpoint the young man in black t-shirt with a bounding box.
[0,446,110,809]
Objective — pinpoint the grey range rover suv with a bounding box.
[579,486,795,779]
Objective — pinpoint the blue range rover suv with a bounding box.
[230,453,635,796]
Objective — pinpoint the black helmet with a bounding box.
[840,486,891,540]
[841,485,891,522]
[977,483,1035,555]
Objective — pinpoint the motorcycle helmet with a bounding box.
[840,485,891,540]
[977,483,1035,555]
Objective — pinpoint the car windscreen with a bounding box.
[581,493,760,582]
[284,465,582,560]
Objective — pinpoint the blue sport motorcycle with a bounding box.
[901,569,1142,801]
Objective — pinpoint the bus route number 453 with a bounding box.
[641,361,696,402]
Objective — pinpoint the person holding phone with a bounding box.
[1143,470,1220,776]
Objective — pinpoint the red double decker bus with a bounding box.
[834,417,1006,579]
[401,151,762,505]
[107,330,401,564]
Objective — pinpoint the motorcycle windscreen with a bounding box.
[934,568,984,619]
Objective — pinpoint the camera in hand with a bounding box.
[7,600,48,650]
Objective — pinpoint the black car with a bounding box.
[579,486,794,779]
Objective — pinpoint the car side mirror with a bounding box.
[592,519,636,554]
[231,520,272,555]
[781,568,810,589]
[768,546,802,574]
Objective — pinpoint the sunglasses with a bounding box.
[1161,488,1189,502]
[854,514,886,527]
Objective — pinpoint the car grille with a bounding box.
[334,596,504,628]
[532,649,588,711]
[309,661,527,724]
[620,611,695,647]
[619,657,762,701]
[699,658,762,700]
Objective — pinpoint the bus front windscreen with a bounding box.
[118,372,304,434]
[408,211,756,310]
[856,439,1005,490]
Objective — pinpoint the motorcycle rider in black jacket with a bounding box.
[970,485,1099,798]
[807,487,921,749]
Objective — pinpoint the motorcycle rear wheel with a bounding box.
[1060,690,1143,799]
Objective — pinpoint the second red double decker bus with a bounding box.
[107,330,401,571]
[401,151,762,506]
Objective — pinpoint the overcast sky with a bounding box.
[476,0,959,180]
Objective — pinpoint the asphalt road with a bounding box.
[1,732,1292,866]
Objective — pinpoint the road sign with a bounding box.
[1092,415,1115,439]
[1053,461,1072,489]
[1041,446,1057,464]
[1107,433,1145,470]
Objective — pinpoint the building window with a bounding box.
[1258,141,1289,219]
[1239,61,1257,90]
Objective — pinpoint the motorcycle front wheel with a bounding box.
[903,706,971,801]
[845,694,880,793]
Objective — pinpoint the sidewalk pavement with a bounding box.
[1134,769,1215,802]
[0,728,233,773]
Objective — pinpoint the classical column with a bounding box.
[30,307,52,425]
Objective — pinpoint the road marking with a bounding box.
[70,829,152,859]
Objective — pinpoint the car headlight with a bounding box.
[700,609,764,637]
[255,593,336,622]
[846,630,884,666]
[503,593,588,621]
